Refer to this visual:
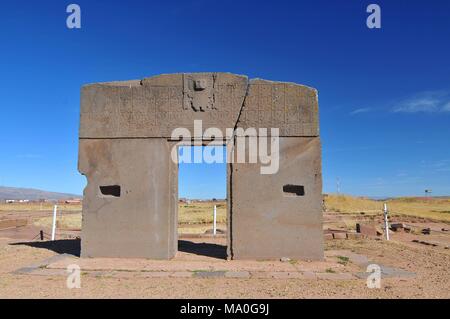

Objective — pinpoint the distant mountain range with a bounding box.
[0,186,81,201]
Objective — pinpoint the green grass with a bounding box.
[337,256,350,266]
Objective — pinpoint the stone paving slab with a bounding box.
[326,250,370,267]
[194,271,227,278]
[13,253,77,275]
[327,250,416,279]
[45,256,336,273]
[224,271,251,279]
[12,249,415,280]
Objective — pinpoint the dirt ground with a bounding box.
[0,208,449,298]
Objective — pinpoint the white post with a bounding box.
[213,205,217,236]
[51,205,57,241]
[383,203,390,241]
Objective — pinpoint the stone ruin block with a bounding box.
[78,72,323,260]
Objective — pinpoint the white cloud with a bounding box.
[392,91,450,113]
[349,107,372,115]
[420,159,450,173]
[442,101,450,112]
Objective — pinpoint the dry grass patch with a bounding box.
[34,213,82,230]
[178,201,226,224]
[32,201,228,230]
[325,194,450,222]
[178,223,226,235]
[0,202,81,212]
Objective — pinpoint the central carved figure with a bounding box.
[183,74,217,112]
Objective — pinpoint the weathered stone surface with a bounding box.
[79,139,178,259]
[333,232,347,240]
[238,79,319,136]
[390,223,404,232]
[346,232,364,240]
[170,271,194,278]
[80,73,319,138]
[224,271,251,278]
[193,271,226,278]
[327,250,370,267]
[324,233,334,240]
[78,72,323,260]
[229,137,323,260]
[80,73,248,139]
[355,266,416,279]
[356,223,378,237]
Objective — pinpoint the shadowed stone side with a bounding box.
[79,139,178,259]
[229,137,323,260]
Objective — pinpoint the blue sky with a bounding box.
[0,0,449,198]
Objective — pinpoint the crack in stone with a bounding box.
[212,73,217,108]
[232,77,250,133]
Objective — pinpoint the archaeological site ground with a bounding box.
[0,195,449,298]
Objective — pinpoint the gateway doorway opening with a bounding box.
[177,145,227,259]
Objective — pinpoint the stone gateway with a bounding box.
[78,72,323,260]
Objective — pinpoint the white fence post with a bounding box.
[383,203,390,241]
[213,205,217,236]
[51,205,58,241]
